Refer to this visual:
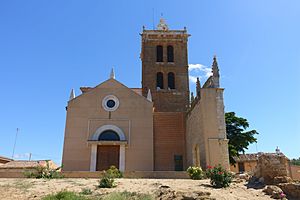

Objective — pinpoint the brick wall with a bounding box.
[141,29,190,112]
[153,112,186,171]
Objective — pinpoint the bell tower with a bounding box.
[141,19,190,112]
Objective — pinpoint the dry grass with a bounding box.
[0,178,273,200]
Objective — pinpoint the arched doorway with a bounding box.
[96,130,120,171]
[89,125,127,172]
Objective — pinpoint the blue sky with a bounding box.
[0,1,299,164]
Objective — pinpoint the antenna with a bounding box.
[12,128,19,159]
[152,8,155,30]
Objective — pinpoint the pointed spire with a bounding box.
[110,68,115,79]
[196,77,201,97]
[191,92,195,102]
[147,89,152,102]
[69,89,75,101]
[211,55,220,88]
[212,55,220,78]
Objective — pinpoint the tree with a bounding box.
[290,157,300,166]
[225,112,258,165]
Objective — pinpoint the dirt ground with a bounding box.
[0,178,273,200]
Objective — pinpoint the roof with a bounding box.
[0,160,58,169]
[0,155,13,162]
[234,153,261,162]
[234,152,289,162]
[130,88,142,96]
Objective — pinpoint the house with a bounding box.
[0,155,13,164]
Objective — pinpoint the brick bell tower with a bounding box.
[141,19,190,112]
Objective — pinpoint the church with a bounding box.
[62,19,230,172]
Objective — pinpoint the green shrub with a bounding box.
[186,166,204,180]
[106,165,123,178]
[23,170,37,178]
[206,165,233,188]
[80,188,92,195]
[42,190,90,200]
[99,171,116,188]
[24,161,63,179]
[98,165,122,188]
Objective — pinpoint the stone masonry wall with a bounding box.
[254,153,290,184]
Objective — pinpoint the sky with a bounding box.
[0,0,299,165]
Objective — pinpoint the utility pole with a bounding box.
[29,153,32,161]
[12,128,19,159]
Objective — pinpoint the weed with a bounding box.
[80,188,92,195]
[101,191,153,200]
[42,190,91,200]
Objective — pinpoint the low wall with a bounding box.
[0,170,189,179]
[0,171,25,178]
[0,168,34,178]
[290,165,300,181]
[63,171,189,179]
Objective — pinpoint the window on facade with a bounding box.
[167,45,174,62]
[156,45,163,62]
[168,72,175,89]
[156,72,164,89]
[98,130,120,141]
[174,155,183,171]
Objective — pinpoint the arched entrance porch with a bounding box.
[88,125,127,172]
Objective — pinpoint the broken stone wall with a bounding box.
[254,153,290,184]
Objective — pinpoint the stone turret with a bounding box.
[212,56,220,88]
[147,89,152,102]
[191,92,195,102]
[196,77,201,97]
[110,68,115,79]
[69,89,75,101]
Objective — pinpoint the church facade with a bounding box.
[62,19,230,172]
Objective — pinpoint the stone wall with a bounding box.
[254,153,290,184]
[186,88,229,170]
[278,182,300,199]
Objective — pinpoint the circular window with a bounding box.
[102,95,119,111]
[106,99,116,108]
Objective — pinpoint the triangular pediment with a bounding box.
[70,78,151,104]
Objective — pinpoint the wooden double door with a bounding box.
[96,145,120,171]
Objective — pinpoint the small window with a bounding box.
[167,45,174,62]
[98,130,120,141]
[174,155,183,171]
[156,72,164,89]
[156,45,163,62]
[168,72,175,89]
